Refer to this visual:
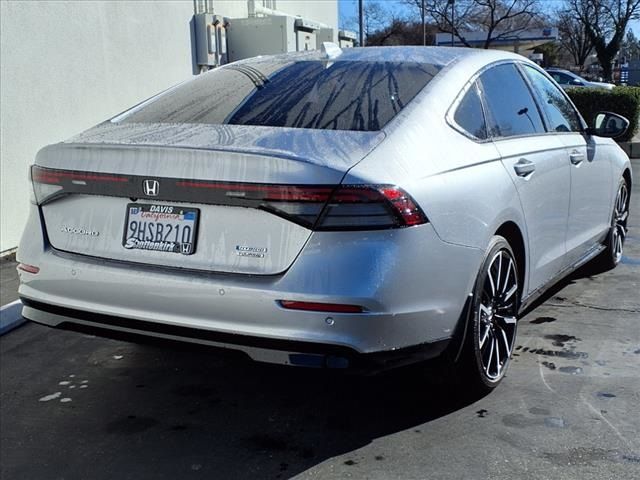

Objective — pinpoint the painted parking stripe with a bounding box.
[0,300,25,335]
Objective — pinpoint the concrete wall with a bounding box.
[0,0,338,253]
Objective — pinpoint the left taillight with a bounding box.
[30,165,128,205]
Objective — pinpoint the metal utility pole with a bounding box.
[359,0,365,47]
[422,0,426,46]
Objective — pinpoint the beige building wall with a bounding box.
[0,0,338,253]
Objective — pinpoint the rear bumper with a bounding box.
[21,297,449,370]
[17,203,483,362]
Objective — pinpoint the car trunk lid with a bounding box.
[35,123,385,275]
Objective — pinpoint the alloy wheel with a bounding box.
[611,182,629,264]
[477,249,518,381]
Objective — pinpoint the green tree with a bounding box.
[532,42,560,68]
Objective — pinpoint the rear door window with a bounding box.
[453,82,487,140]
[478,63,545,139]
[521,66,583,133]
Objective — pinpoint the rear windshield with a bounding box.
[119,60,440,131]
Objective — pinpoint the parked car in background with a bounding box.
[546,67,616,90]
[17,46,632,392]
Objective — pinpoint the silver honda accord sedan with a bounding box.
[17,46,632,391]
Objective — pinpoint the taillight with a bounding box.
[31,165,128,205]
[29,165,428,230]
[316,185,428,230]
[175,181,427,230]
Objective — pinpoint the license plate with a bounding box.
[122,204,199,255]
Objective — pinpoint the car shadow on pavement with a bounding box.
[82,344,485,479]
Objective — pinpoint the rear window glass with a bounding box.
[119,60,440,131]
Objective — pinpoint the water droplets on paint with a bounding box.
[60,398,72,403]
[113,355,124,360]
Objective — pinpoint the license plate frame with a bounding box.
[122,203,200,256]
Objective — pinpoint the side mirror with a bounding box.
[588,111,629,139]
[571,78,584,86]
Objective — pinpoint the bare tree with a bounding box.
[342,1,402,42]
[404,0,541,49]
[557,9,594,69]
[367,19,438,46]
[620,28,640,61]
[567,0,640,80]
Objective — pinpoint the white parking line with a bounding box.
[0,299,25,335]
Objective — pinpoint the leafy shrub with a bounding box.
[566,86,640,142]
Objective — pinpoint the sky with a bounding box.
[338,0,640,36]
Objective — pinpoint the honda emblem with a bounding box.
[143,179,160,197]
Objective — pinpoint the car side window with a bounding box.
[552,71,574,85]
[478,63,545,139]
[521,66,583,133]
[453,82,487,140]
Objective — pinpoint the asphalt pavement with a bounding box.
[1,162,639,480]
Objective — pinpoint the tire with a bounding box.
[595,178,630,271]
[456,235,520,393]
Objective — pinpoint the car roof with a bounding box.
[234,45,528,69]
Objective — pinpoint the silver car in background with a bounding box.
[18,46,632,391]
[546,67,616,90]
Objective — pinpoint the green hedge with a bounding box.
[566,86,640,143]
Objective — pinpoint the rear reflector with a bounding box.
[279,300,364,313]
[17,263,40,274]
[30,165,428,230]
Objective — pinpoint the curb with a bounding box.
[0,300,26,335]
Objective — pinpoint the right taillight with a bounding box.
[175,180,427,230]
[315,185,428,230]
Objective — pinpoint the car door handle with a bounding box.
[569,152,584,165]
[513,159,536,177]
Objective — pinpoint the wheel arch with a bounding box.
[623,168,632,191]
[495,221,526,300]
